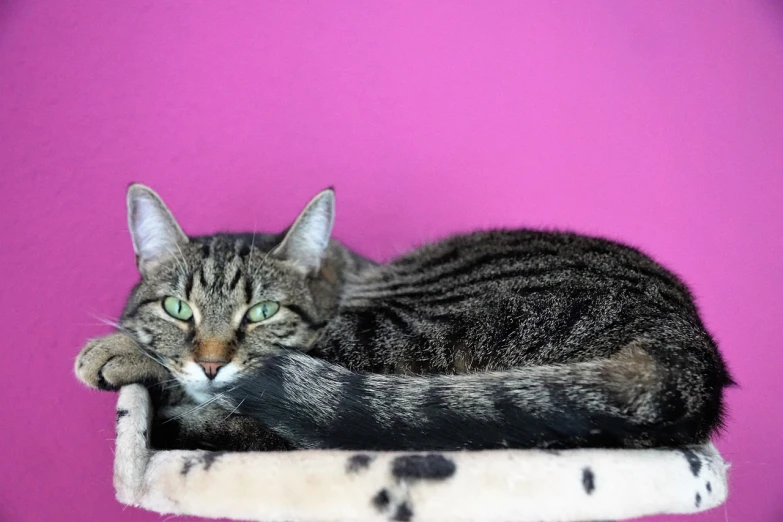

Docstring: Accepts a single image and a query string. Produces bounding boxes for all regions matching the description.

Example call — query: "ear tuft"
[271,189,335,273]
[127,184,188,275]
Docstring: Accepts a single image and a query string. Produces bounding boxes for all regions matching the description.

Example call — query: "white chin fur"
[182,361,241,404]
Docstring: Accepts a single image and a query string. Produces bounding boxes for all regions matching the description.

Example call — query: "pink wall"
[1,2,781,521]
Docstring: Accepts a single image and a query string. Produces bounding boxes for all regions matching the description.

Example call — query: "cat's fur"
[75,184,732,451]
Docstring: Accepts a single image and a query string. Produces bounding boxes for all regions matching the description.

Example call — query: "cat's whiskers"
[173,240,190,273]
[164,246,188,280]
[162,387,238,424]
[253,250,273,280]
[132,344,182,377]
[221,395,248,421]
[91,314,184,377]
[155,377,181,385]
[152,377,183,390]
[90,313,125,329]
[249,220,257,252]
[245,224,261,282]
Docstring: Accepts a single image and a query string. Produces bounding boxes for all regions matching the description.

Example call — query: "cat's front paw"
[75,332,170,390]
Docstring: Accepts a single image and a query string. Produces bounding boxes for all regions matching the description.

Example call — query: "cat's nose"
[193,337,235,380]
[197,361,226,380]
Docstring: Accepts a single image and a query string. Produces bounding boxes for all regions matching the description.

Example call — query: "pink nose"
[197,361,226,380]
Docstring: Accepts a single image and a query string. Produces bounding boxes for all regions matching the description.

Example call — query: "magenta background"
[1,1,782,521]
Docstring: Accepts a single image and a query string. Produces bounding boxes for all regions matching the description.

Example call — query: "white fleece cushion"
[113,384,729,522]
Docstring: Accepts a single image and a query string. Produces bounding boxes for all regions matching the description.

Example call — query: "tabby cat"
[75,184,732,451]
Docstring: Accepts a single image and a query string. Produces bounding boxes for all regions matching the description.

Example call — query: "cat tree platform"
[114,384,729,522]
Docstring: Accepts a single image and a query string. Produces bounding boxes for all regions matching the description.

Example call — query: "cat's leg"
[75,332,170,390]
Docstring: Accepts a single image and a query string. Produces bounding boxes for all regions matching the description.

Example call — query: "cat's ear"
[126,184,188,275]
[271,188,335,273]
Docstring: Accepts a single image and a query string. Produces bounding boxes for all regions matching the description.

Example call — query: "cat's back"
[394,229,663,270]
[319,229,703,373]
[365,229,694,307]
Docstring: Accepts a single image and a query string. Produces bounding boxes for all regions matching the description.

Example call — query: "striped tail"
[219,344,728,450]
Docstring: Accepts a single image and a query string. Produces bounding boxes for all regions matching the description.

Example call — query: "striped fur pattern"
[75,184,732,451]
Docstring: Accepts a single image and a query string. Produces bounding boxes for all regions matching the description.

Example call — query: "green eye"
[246,301,280,323]
[163,297,193,321]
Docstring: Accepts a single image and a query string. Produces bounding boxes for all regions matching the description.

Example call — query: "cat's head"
[119,184,346,402]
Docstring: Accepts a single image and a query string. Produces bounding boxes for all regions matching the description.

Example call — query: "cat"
[75,184,733,451]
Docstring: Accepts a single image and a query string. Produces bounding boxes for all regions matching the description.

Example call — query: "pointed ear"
[271,188,335,273]
[126,184,188,275]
